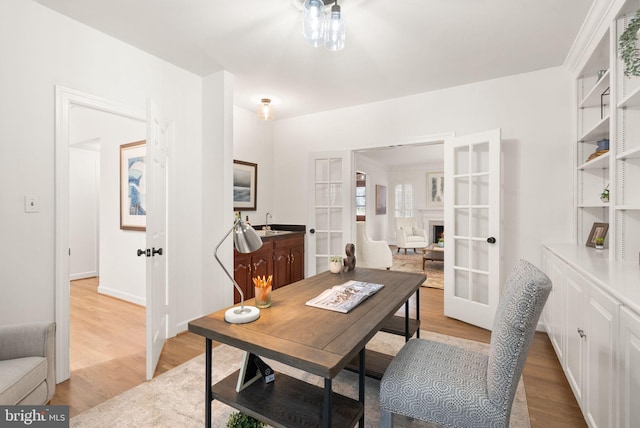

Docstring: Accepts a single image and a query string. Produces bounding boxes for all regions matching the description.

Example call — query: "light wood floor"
[52,277,586,427]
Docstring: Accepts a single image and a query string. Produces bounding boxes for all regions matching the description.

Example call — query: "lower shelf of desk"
[380,315,420,338]
[212,369,363,428]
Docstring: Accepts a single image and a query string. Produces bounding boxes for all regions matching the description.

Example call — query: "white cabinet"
[619,306,640,428]
[542,246,627,428]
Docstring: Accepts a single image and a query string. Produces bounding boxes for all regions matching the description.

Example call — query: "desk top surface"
[188,268,425,378]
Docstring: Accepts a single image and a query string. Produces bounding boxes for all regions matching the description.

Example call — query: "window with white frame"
[395,184,413,218]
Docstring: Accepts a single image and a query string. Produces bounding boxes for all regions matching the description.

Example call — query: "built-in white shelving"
[578,151,610,170]
[578,115,610,142]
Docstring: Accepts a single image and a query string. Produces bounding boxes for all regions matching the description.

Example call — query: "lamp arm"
[214,218,245,311]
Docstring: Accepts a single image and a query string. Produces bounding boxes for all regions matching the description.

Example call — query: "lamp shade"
[233,220,263,253]
[303,0,325,47]
[324,2,345,51]
[257,98,275,121]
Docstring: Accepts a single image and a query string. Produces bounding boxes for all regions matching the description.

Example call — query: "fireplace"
[433,225,444,243]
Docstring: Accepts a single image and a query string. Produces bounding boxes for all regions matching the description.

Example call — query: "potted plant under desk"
[226,412,265,428]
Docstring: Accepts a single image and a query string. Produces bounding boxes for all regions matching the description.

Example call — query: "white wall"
[273,67,574,279]
[0,0,206,335]
[354,153,389,241]
[69,146,100,280]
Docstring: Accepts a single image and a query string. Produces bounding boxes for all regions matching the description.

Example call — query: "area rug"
[391,247,444,289]
[70,331,529,428]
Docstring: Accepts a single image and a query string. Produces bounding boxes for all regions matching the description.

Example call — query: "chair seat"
[0,357,47,405]
[380,339,507,427]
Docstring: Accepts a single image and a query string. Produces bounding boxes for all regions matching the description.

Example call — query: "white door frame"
[54,86,146,382]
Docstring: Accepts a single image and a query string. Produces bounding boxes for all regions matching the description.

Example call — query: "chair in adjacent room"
[0,321,56,405]
[379,259,551,427]
[395,217,428,254]
[354,221,393,270]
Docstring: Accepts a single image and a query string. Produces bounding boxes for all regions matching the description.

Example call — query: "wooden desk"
[188,268,425,428]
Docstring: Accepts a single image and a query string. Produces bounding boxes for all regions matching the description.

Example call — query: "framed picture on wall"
[375,184,387,215]
[233,160,258,211]
[427,171,444,208]
[120,140,147,231]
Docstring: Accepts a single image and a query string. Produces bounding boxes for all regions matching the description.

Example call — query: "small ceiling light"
[257,98,275,121]
[324,0,345,51]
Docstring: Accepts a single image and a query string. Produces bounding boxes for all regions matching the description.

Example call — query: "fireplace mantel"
[418,209,444,243]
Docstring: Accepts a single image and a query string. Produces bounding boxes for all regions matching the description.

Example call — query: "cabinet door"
[543,249,566,361]
[233,253,252,304]
[564,267,586,404]
[273,249,291,289]
[585,284,619,428]
[290,245,305,283]
[252,250,273,284]
[620,306,640,428]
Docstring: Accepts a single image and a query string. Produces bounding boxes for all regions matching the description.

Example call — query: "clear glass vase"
[254,285,272,308]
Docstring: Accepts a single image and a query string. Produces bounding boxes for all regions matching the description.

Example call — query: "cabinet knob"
[577,328,586,339]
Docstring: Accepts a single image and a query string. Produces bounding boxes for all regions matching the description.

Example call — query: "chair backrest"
[487,259,551,417]
[395,217,416,230]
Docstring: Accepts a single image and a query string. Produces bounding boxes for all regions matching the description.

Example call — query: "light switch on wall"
[25,194,40,213]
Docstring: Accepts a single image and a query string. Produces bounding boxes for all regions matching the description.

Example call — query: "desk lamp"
[215,216,263,323]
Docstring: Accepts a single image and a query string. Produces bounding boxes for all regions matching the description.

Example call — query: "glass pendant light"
[324,1,345,52]
[257,98,274,121]
[303,0,326,47]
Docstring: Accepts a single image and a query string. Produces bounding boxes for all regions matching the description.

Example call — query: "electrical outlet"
[25,194,39,213]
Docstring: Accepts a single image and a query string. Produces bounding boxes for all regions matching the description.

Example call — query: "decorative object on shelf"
[597,138,610,151]
[226,411,265,428]
[233,160,258,211]
[256,98,274,121]
[619,9,640,77]
[301,0,345,51]
[438,238,444,248]
[375,184,387,214]
[597,69,608,81]
[120,140,147,231]
[595,237,605,250]
[600,87,609,119]
[329,255,343,273]
[586,222,609,248]
[344,243,356,271]
[586,148,609,162]
[253,275,273,308]
[600,184,610,203]
[216,216,264,324]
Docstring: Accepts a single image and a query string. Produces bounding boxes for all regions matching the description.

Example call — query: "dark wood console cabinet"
[233,232,304,304]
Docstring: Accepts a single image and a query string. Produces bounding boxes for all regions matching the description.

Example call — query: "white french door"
[444,129,501,330]
[145,100,169,379]
[307,151,353,276]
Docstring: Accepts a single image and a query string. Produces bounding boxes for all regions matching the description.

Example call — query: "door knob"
[137,249,150,257]
[487,237,496,244]
[152,247,163,256]
[310,228,315,234]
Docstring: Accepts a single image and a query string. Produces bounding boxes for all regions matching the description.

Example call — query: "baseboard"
[70,271,97,281]
[97,285,146,307]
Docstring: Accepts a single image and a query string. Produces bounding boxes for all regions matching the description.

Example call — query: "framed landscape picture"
[233,160,257,211]
[427,172,444,208]
[120,140,146,231]
[375,185,387,215]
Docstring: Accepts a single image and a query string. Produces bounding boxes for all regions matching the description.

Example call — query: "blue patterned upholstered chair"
[379,259,551,427]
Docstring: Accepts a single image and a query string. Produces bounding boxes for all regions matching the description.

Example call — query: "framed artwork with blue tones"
[120,140,146,231]
[427,171,444,208]
[233,160,257,211]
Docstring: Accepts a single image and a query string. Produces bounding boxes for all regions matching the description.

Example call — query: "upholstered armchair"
[0,321,56,405]
[380,260,551,427]
[395,217,428,254]
[354,221,393,270]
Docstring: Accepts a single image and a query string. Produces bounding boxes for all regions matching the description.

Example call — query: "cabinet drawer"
[273,235,304,250]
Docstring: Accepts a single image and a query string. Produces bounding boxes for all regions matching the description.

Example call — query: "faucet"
[264,212,272,230]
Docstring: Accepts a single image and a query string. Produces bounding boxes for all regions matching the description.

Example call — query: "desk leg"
[323,378,332,428]
[359,348,365,428]
[404,301,410,342]
[416,287,420,338]
[205,338,212,428]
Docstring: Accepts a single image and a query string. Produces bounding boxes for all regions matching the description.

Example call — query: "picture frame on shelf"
[233,160,257,211]
[120,140,146,231]
[427,172,444,208]
[586,222,609,248]
[375,185,387,215]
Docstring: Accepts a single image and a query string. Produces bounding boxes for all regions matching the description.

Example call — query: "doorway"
[55,87,147,382]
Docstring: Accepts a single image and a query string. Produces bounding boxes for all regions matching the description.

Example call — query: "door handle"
[309,228,315,234]
[137,249,150,257]
[487,237,496,244]
[152,247,163,256]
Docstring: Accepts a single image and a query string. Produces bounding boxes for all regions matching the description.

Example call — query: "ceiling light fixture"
[257,98,274,121]
[302,0,345,51]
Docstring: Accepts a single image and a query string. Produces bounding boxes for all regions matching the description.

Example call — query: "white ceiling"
[36,0,593,120]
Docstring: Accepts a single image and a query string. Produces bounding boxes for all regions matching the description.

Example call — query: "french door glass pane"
[471,142,490,173]
[471,240,489,271]
[329,208,342,229]
[454,208,470,236]
[471,175,489,205]
[471,272,489,304]
[316,159,329,181]
[315,183,329,205]
[454,239,469,268]
[454,269,470,299]
[455,146,470,175]
[455,177,470,205]
[471,208,489,238]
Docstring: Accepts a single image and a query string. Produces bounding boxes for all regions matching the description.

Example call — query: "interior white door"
[145,100,168,379]
[307,151,352,276]
[444,129,501,330]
